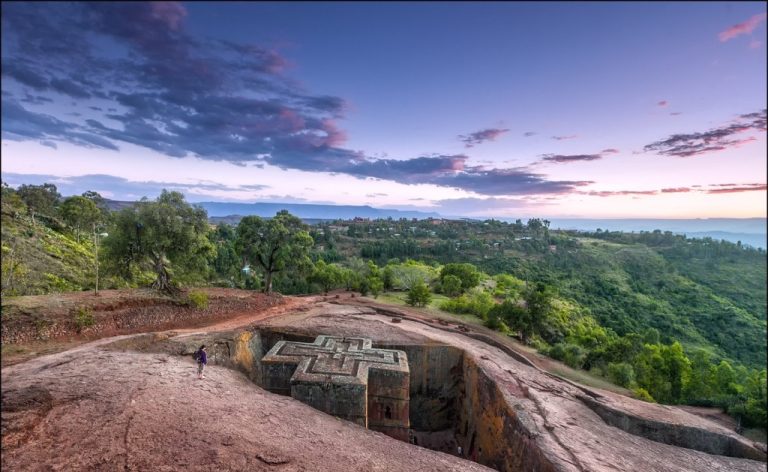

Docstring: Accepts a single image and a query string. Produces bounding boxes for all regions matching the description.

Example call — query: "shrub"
[358,277,370,296]
[187,290,209,310]
[632,387,656,403]
[607,362,635,388]
[546,342,586,369]
[368,277,383,298]
[441,274,462,297]
[440,290,495,319]
[484,315,512,335]
[406,280,432,307]
[73,307,95,332]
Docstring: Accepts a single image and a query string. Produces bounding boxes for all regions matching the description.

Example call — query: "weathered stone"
[261,335,410,440]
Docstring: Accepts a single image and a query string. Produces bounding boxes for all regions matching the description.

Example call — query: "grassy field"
[375,291,486,326]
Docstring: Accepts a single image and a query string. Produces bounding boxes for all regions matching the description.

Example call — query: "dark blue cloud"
[1,2,589,197]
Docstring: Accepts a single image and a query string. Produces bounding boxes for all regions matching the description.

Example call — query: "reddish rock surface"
[1,291,766,471]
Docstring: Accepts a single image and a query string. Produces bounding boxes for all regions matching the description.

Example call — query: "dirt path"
[1,290,310,367]
[178,295,321,334]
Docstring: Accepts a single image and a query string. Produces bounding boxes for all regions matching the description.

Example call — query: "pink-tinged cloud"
[751,39,764,49]
[601,148,620,154]
[551,135,578,141]
[644,109,765,157]
[657,100,668,107]
[719,13,768,42]
[541,153,602,163]
[661,187,691,193]
[584,190,658,197]
[706,184,767,194]
[459,128,510,147]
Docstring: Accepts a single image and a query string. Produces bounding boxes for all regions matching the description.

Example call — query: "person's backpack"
[193,349,201,362]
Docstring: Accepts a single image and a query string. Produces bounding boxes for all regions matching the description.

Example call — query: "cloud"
[0,2,587,198]
[540,153,603,163]
[643,109,766,157]
[750,39,764,49]
[1,98,119,150]
[660,187,691,193]
[523,131,537,137]
[0,172,270,201]
[551,135,578,141]
[539,148,620,164]
[706,184,766,194]
[574,183,767,198]
[670,112,683,116]
[657,100,668,107]
[429,167,592,196]
[366,193,388,198]
[458,128,510,147]
[584,190,658,197]
[719,13,768,42]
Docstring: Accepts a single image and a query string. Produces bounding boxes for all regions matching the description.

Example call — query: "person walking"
[195,345,208,379]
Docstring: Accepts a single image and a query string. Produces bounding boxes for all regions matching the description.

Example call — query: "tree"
[1,182,27,217]
[684,349,715,402]
[235,210,313,293]
[661,341,691,403]
[382,265,395,290]
[81,190,111,220]
[493,273,525,298]
[368,276,384,298]
[309,260,344,294]
[607,362,635,388]
[16,183,60,222]
[440,263,481,292]
[208,224,241,286]
[60,196,102,242]
[390,261,436,290]
[100,190,213,293]
[406,280,432,307]
[441,274,462,297]
[522,282,554,342]
[489,300,531,341]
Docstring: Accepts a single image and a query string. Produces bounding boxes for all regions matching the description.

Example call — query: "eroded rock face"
[2,297,766,472]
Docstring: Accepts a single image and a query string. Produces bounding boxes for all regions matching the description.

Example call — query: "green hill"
[328,220,767,370]
[1,208,95,296]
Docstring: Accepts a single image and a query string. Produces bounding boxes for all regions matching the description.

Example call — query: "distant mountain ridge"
[105,200,440,220]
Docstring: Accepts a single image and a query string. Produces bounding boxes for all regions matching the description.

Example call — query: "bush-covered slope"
[538,239,766,368]
[328,221,766,370]
[1,211,95,295]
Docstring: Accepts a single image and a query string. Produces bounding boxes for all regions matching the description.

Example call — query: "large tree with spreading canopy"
[101,190,213,293]
[235,210,313,293]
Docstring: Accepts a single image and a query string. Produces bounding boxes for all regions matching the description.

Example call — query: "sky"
[1,1,766,218]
